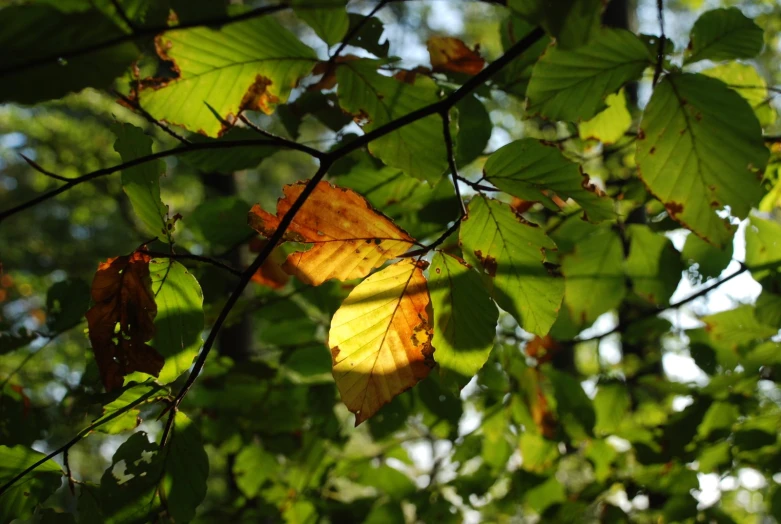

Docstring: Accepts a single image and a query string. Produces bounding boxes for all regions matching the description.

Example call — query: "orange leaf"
[427,36,485,75]
[85,251,163,391]
[329,259,434,425]
[248,181,417,286]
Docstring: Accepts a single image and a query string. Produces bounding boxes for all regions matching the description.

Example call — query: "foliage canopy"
[1,0,781,522]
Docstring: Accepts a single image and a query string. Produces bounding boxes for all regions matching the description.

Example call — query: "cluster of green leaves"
[1,0,781,523]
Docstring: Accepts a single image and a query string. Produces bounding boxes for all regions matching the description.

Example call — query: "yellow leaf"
[427,36,485,76]
[249,181,417,286]
[329,259,434,425]
[578,89,631,144]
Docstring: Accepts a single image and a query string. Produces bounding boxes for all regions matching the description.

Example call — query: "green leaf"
[746,215,781,280]
[756,291,781,329]
[625,225,682,305]
[519,432,559,472]
[95,383,166,434]
[684,7,764,65]
[697,401,739,439]
[162,412,209,522]
[526,28,653,121]
[681,232,733,281]
[483,139,614,222]
[594,383,630,435]
[578,89,632,145]
[561,227,625,325]
[344,14,389,58]
[636,73,768,248]
[702,305,776,349]
[45,278,90,333]
[495,15,551,99]
[460,196,564,336]
[112,123,172,241]
[190,196,252,250]
[0,5,138,104]
[139,17,318,136]
[455,95,492,167]
[429,253,498,388]
[148,258,204,385]
[294,0,349,46]
[282,344,333,385]
[702,63,777,128]
[0,446,63,523]
[233,443,278,499]
[365,501,405,524]
[170,0,226,25]
[508,0,603,50]
[358,464,416,500]
[546,367,595,440]
[181,127,278,174]
[336,59,449,183]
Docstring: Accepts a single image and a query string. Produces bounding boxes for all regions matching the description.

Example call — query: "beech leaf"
[248,181,417,286]
[85,251,163,391]
[329,259,435,425]
[427,36,485,75]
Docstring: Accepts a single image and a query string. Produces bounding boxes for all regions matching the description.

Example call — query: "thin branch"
[19,154,72,182]
[160,160,335,444]
[0,3,300,79]
[0,384,165,497]
[329,0,391,62]
[144,251,242,277]
[236,115,322,157]
[456,175,496,192]
[440,109,468,217]
[113,90,191,144]
[577,262,750,343]
[652,0,666,87]
[0,138,317,224]
[109,0,138,32]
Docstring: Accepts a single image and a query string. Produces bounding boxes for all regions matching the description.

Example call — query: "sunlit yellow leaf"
[329,259,434,425]
[249,181,417,286]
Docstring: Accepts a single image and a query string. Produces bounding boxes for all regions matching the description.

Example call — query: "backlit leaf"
[682,232,733,281]
[295,0,349,46]
[561,227,625,325]
[578,89,632,145]
[336,59,450,183]
[427,37,485,75]
[147,258,204,385]
[684,7,764,65]
[329,259,434,425]
[746,214,781,280]
[94,383,166,434]
[460,196,563,336]
[429,252,498,388]
[248,181,417,286]
[483,138,614,222]
[0,446,63,523]
[139,17,317,136]
[636,73,769,248]
[0,5,138,104]
[527,28,653,121]
[86,251,163,391]
[112,123,173,241]
[625,225,682,305]
[702,63,777,128]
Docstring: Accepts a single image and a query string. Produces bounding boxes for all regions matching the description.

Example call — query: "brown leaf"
[248,181,417,286]
[427,36,485,75]
[249,239,290,290]
[85,251,163,391]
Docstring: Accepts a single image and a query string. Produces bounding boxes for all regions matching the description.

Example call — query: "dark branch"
[19,154,72,182]
[652,0,666,87]
[0,138,320,224]
[0,384,165,497]
[440,109,468,217]
[329,0,391,62]
[113,90,191,144]
[145,251,243,277]
[109,0,138,33]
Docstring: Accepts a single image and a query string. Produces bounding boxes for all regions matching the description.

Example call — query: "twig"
[144,251,242,277]
[576,262,750,343]
[440,110,468,217]
[329,0,391,61]
[0,138,321,224]
[63,447,76,495]
[236,115,319,156]
[113,90,191,145]
[456,175,496,192]
[652,0,666,87]
[19,154,71,182]
[0,384,165,497]
[109,0,138,32]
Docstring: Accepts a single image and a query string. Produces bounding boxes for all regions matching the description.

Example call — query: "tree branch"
[0,138,319,224]
[0,383,165,497]
[144,251,243,277]
[440,109,468,217]
[652,0,666,87]
[329,0,391,63]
